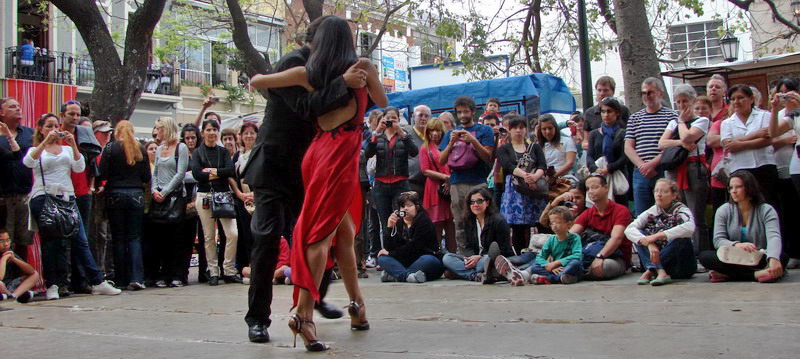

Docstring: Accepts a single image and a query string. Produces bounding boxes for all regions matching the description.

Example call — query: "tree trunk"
[303,0,324,22]
[226,0,271,98]
[49,0,166,126]
[612,0,667,112]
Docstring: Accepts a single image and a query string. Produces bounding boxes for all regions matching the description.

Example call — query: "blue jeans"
[632,169,662,217]
[508,251,538,270]
[635,237,696,279]
[372,180,411,250]
[529,260,583,283]
[442,253,488,280]
[107,188,145,285]
[377,254,445,282]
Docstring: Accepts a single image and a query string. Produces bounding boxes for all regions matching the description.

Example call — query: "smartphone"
[210,96,221,103]
[202,197,211,209]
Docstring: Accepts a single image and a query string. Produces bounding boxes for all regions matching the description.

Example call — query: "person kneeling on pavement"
[378,191,445,283]
[625,178,697,286]
[442,186,514,282]
[0,229,39,303]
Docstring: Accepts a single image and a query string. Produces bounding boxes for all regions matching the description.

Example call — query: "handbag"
[594,157,629,197]
[661,119,700,171]
[199,145,236,219]
[426,147,450,200]
[511,143,549,199]
[447,131,480,170]
[36,161,81,239]
[717,245,764,266]
[711,155,731,185]
[149,144,187,223]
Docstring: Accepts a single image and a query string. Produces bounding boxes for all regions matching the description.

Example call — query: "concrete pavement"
[2,269,800,358]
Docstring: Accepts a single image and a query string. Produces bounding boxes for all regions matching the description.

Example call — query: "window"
[180,41,212,86]
[668,21,724,68]
[248,23,281,63]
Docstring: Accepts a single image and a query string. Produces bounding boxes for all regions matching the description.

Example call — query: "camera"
[202,197,211,209]
[384,120,393,127]
[394,210,406,218]
[56,131,67,139]
[498,127,508,135]
[779,94,789,101]
[558,200,574,208]
[209,96,221,103]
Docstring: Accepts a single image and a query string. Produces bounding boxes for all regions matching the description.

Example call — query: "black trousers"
[699,250,789,281]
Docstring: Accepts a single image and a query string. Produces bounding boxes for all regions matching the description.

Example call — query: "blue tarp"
[381,73,576,116]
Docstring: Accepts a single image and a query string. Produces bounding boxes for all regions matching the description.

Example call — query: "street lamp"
[720,31,739,63]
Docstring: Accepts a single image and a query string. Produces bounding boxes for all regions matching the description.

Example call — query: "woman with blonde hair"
[419,118,455,252]
[98,120,152,290]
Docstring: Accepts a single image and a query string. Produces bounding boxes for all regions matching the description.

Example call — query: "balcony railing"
[5,47,178,96]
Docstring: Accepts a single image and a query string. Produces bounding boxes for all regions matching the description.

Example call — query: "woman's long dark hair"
[729,170,765,207]
[306,17,358,90]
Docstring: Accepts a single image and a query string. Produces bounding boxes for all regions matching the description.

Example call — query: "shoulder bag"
[447,130,480,170]
[426,147,450,200]
[36,160,81,239]
[661,119,700,171]
[149,144,187,223]
[200,145,236,219]
[511,143,549,199]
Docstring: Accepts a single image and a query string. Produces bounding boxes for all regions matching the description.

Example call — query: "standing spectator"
[405,105,431,199]
[586,97,629,205]
[221,128,239,161]
[657,84,710,256]
[178,124,202,284]
[625,77,675,216]
[59,101,103,293]
[0,97,33,262]
[439,111,455,131]
[145,140,158,168]
[24,114,120,299]
[191,119,240,285]
[365,106,419,253]
[479,97,502,123]
[439,96,495,254]
[581,76,631,150]
[230,122,258,276]
[720,84,778,207]
[149,117,189,287]
[483,114,507,206]
[362,110,383,268]
[700,171,787,282]
[98,121,151,290]
[706,75,731,211]
[18,39,35,78]
[570,174,632,280]
[767,77,800,268]
[151,126,161,146]
[418,118,455,252]
[497,115,546,254]
[89,120,113,279]
[625,179,697,285]
[377,192,445,283]
[537,114,577,179]
[218,127,239,270]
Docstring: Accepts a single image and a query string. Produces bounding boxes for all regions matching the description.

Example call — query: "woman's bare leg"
[333,211,364,305]
[295,234,334,320]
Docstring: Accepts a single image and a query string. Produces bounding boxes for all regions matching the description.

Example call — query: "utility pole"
[577,0,593,111]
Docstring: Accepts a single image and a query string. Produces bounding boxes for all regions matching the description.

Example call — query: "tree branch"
[225,0,271,79]
[726,0,754,11]
[363,1,410,57]
[597,0,618,35]
[763,0,800,34]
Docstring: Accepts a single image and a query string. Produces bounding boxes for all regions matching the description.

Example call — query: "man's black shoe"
[248,324,270,343]
[315,301,344,319]
[208,276,219,286]
[222,274,243,284]
[198,272,209,283]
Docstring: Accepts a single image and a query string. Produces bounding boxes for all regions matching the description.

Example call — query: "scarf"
[601,122,620,163]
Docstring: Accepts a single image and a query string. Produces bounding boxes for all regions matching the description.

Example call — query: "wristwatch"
[596,253,605,259]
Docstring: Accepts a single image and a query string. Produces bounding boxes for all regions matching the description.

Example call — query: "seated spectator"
[0,229,39,303]
[539,183,587,231]
[377,192,444,283]
[699,171,787,283]
[269,237,291,285]
[522,206,583,285]
[442,186,513,281]
[625,179,696,286]
[586,97,629,205]
[570,174,632,280]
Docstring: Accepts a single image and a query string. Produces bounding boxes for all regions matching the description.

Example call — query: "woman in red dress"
[250,16,388,351]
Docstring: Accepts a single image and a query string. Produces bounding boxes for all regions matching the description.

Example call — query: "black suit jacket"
[242,46,352,211]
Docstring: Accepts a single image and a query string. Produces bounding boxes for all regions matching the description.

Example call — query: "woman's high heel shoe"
[288,314,328,351]
[348,301,370,331]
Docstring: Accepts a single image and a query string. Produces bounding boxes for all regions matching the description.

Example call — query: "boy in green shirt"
[529,207,583,284]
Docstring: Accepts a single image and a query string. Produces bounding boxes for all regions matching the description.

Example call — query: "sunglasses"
[468,198,487,205]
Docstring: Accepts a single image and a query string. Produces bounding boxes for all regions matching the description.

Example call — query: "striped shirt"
[625,106,676,162]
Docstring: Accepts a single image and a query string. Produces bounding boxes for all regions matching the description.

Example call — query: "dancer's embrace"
[250,16,388,351]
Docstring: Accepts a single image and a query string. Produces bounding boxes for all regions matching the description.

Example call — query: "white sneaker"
[787,258,800,269]
[92,281,122,295]
[242,277,251,285]
[46,285,60,300]
[406,270,427,283]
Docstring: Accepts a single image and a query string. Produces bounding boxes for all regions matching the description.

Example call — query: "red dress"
[291,87,367,305]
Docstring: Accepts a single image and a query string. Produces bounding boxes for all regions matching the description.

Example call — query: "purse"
[511,143,549,199]
[199,146,236,219]
[447,131,480,170]
[426,147,450,200]
[149,144,187,223]
[711,155,731,185]
[717,245,764,266]
[36,161,81,239]
[661,119,700,171]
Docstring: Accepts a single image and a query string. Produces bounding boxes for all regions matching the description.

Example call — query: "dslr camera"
[394,210,406,218]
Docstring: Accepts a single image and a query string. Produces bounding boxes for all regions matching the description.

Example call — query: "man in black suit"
[241,15,368,343]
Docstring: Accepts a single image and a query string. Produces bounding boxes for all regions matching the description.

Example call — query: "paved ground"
[2,268,800,358]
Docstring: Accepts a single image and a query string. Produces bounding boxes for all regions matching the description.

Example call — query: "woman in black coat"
[586,97,629,205]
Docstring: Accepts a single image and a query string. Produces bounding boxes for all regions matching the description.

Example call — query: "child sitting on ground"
[241,237,291,285]
[0,229,40,303]
[529,207,583,284]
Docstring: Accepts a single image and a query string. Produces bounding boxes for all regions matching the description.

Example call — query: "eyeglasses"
[468,198,487,205]
[640,91,658,97]
[0,238,10,244]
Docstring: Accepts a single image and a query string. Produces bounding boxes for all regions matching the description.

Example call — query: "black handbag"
[36,161,81,239]
[426,148,450,200]
[199,145,237,219]
[511,143,549,199]
[149,144,187,223]
[661,119,700,171]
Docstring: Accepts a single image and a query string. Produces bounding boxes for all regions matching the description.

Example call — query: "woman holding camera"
[376,192,444,283]
[24,113,120,299]
[364,106,419,252]
[191,119,239,286]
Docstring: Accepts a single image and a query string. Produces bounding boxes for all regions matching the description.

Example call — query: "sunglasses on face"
[468,198,487,205]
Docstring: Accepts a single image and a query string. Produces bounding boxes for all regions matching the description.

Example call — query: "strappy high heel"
[288,314,328,351]
[347,300,370,331]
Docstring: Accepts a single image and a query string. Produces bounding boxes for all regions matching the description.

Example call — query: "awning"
[661,52,800,80]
